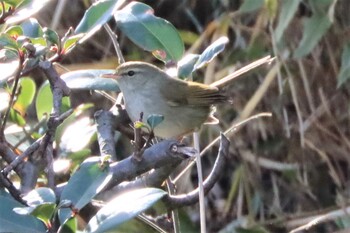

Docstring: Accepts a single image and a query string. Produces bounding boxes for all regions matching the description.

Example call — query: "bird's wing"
[160,78,227,107]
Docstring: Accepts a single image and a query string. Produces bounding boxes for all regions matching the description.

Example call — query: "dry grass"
[33,0,350,232]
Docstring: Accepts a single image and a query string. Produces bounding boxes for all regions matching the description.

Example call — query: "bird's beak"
[101,73,119,79]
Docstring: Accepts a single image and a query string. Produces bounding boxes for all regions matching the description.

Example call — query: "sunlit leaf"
[75,0,123,43]
[194,36,229,70]
[21,18,43,38]
[293,13,332,58]
[13,77,36,116]
[14,203,56,227]
[0,49,20,83]
[58,216,77,233]
[4,25,24,37]
[0,193,46,233]
[134,121,147,129]
[59,156,112,224]
[62,34,83,54]
[59,116,96,153]
[177,53,200,79]
[114,2,184,62]
[0,89,10,111]
[23,187,57,205]
[6,0,53,24]
[35,81,71,120]
[2,0,24,7]
[61,69,119,91]
[85,188,166,233]
[0,33,19,51]
[10,108,26,126]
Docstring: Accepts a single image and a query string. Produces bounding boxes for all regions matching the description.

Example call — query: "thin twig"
[173,113,272,183]
[193,131,206,233]
[104,24,125,64]
[164,133,229,210]
[0,57,23,140]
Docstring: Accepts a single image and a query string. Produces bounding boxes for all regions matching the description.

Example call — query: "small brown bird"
[107,61,230,139]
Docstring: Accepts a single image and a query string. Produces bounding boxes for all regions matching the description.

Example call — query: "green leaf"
[0,33,19,51]
[194,36,229,70]
[239,0,264,13]
[31,203,56,226]
[35,81,71,120]
[337,43,350,87]
[43,27,60,47]
[23,187,57,205]
[14,203,57,226]
[58,216,77,233]
[14,187,57,225]
[10,108,26,126]
[59,156,112,224]
[293,13,332,58]
[75,0,123,43]
[177,54,200,79]
[6,0,53,24]
[134,121,147,129]
[4,25,24,37]
[114,2,184,62]
[85,188,167,233]
[0,194,46,233]
[0,49,20,83]
[274,0,301,43]
[2,0,24,7]
[61,69,119,91]
[21,18,43,38]
[13,77,36,116]
[147,114,164,129]
[62,34,83,54]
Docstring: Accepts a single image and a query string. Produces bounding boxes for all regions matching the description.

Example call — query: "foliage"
[0,0,350,232]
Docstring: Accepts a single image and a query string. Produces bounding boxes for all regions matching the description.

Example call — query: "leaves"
[274,0,301,43]
[59,156,112,224]
[194,36,229,70]
[6,0,53,24]
[0,49,20,83]
[114,2,184,62]
[35,81,71,120]
[147,114,164,129]
[13,77,36,116]
[85,188,167,233]
[61,69,119,91]
[75,0,123,43]
[176,37,228,78]
[0,191,46,233]
[21,18,43,38]
[293,13,332,58]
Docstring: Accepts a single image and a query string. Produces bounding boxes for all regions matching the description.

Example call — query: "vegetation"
[0,0,349,232]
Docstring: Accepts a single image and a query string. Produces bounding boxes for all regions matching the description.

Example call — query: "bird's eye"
[127,70,135,76]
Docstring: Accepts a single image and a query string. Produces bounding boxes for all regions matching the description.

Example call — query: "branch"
[107,140,196,189]
[95,110,120,160]
[105,163,179,196]
[163,133,230,210]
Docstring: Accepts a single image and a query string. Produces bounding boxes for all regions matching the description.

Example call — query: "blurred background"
[30,0,350,232]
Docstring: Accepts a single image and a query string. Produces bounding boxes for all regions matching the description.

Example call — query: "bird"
[105,61,230,139]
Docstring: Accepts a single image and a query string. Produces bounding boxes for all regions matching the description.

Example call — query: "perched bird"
[106,61,230,139]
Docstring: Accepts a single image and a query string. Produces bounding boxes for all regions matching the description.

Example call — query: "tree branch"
[163,133,230,210]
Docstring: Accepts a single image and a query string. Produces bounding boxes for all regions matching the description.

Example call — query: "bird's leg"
[131,112,144,161]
